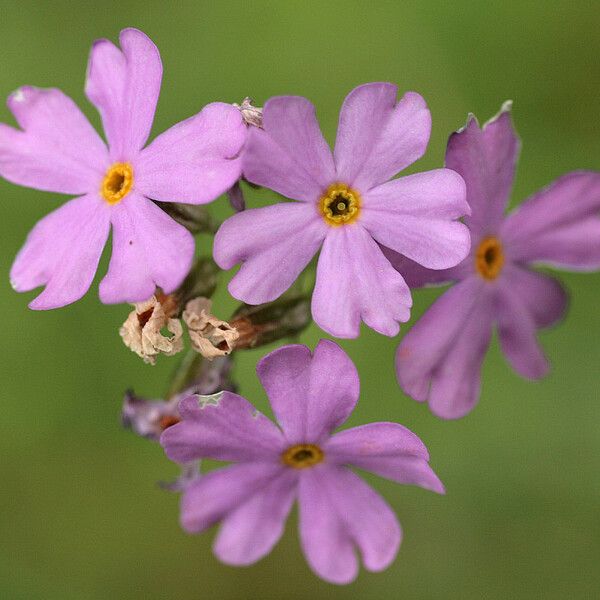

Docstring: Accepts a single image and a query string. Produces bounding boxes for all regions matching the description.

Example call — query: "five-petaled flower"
[1,28,246,309]
[161,340,444,584]
[391,102,600,419]
[213,83,471,338]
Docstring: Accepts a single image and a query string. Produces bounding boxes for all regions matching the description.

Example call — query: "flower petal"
[426,291,494,419]
[396,276,493,419]
[501,264,568,329]
[495,276,550,379]
[179,462,284,533]
[324,422,445,494]
[10,194,110,309]
[298,467,357,584]
[334,83,431,191]
[242,96,335,201]
[86,28,162,157]
[326,422,429,459]
[299,466,401,584]
[213,469,297,565]
[445,103,519,233]
[160,392,284,463]
[312,225,412,338]
[0,87,107,194]
[99,193,194,304]
[136,103,245,204]
[361,169,470,269]
[256,340,359,443]
[214,202,325,304]
[501,171,600,270]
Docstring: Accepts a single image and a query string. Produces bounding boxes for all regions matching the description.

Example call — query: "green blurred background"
[1,1,599,598]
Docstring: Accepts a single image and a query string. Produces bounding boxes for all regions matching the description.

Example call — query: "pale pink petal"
[312,225,412,338]
[396,276,493,419]
[427,291,494,419]
[136,103,245,204]
[99,193,194,304]
[501,172,600,270]
[299,466,401,584]
[85,38,126,154]
[326,422,429,459]
[160,392,284,464]
[361,169,471,269]
[214,202,326,304]
[298,467,358,584]
[324,422,445,494]
[86,28,162,158]
[242,96,335,202]
[0,87,107,194]
[180,463,284,533]
[495,277,549,380]
[445,103,519,233]
[501,264,568,329]
[334,83,431,191]
[257,340,359,443]
[213,469,297,566]
[10,194,110,309]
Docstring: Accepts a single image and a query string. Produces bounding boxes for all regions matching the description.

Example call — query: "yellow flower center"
[281,444,324,469]
[101,162,133,205]
[475,236,504,280]
[319,183,361,226]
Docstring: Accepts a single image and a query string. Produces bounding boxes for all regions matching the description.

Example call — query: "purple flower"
[161,340,443,584]
[390,102,600,419]
[2,28,246,309]
[213,83,471,338]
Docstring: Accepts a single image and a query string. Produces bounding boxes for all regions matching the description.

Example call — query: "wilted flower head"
[120,295,183,365]
[214,83,471,338]
[161,340,443,584]
[234,97,263,128]
[183,297,239,359]
[2,28,246,309]
[391,103,600,419]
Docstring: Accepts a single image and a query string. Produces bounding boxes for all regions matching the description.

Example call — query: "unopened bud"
[227,181,246,212]
[231,294,311,350]
[153,201,219,235]
[174,257,219,309]
[122,390,181,441]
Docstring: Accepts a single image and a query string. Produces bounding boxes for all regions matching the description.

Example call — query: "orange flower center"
[475,236,504,280]
[101,162,133,205]
[319,183,361,226]
[281,443,324,469]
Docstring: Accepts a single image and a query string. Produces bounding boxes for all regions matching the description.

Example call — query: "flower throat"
[475,236,504,280]
[319,183,361,226]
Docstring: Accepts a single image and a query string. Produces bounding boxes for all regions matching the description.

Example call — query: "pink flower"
[161,340,444,584]
[391,103,600,419]
[2,28,246,309]
[214,83,471,338]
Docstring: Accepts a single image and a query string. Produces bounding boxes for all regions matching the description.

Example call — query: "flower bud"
[230,294,311,350]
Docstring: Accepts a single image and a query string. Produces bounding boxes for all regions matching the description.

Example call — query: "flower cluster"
[4,27,600,585]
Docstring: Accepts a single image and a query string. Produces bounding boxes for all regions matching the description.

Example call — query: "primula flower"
[391,103,600,419]
[1,28,246,309]
[213,83,471,338]
[161,340,444,584]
